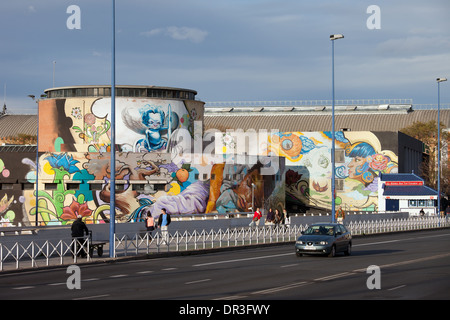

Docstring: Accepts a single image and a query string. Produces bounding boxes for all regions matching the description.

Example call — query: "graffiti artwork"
[0,93,400,226]
[267,131,398,211]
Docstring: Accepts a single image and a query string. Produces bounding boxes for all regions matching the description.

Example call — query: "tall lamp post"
[330,34,344,223]
[109,0,116,258]
[436,77,447,217]
[28,95,40,227]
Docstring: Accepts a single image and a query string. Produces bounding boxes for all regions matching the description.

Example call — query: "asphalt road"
[1,228,450,304]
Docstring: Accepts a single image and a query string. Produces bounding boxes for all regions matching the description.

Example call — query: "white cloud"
[140,28,164,37]
[140,26,208,43]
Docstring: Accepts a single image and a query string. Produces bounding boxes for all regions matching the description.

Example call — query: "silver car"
[295,223,352,257]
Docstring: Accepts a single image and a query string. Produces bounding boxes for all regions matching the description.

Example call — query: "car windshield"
[304,225,335,236]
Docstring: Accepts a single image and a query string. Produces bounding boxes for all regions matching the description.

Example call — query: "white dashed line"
[73,294,110,300]
[185,278,211,285]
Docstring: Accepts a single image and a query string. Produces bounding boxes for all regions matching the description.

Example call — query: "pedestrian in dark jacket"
[157,208,171,244]
[71,215,89,258]
[266,208,275,225]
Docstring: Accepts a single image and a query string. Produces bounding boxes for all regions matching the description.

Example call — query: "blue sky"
[1,0,449,114]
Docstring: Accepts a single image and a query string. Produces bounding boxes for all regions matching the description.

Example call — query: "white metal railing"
[0,237,91,271]
[347,216,450,235]
[113,224,304,257]
[1,217,449,271]
[205,99,414,108]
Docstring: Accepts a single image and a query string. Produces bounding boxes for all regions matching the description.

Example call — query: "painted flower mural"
[45,153,80,174]
[61,199,93,221]
[30,153,83,225]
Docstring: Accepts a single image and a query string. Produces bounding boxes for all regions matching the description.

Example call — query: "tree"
[400,120,449,196]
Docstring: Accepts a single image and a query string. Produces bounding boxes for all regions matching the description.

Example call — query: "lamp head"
[437,77,447,83]
[330,34,344,40]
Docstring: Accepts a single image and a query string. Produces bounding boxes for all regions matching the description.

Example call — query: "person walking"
[283,209,290,225]
[157,208,171,244]
[249,207,262,227]
[336,206,345,223]
[71,214,89,258]
[144,210,155,239]
[265,208,275,225]
[275,209,282,224]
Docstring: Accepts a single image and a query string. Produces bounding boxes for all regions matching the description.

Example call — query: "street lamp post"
[251,183,255,213]
[436,77,447,217]
[330,34,344,223]
[28,95,40,227]
[109,0,116,258]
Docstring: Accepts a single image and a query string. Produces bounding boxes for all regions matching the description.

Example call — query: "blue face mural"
[268,131,398,211]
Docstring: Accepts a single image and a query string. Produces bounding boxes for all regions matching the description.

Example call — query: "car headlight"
[319,241,328,245]
[296,241,304,245]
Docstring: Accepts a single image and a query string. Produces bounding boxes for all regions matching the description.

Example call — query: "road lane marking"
[252,281,309,295]
[214,295,248,300]
[388,285,406,291]
[354,233,450,248]
[352,252,450,273]
[314,272,353,281]
[73,294,110,300]
[162,267,177,271]
[109,274,128,278]
[137,271,154,274]
[13,286,34,290]
[353,240,401,247]
[193,252,292,267]
[185,278,211,285]
[281,264,299,268]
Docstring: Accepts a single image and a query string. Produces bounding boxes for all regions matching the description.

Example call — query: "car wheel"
[344,243,352,256]
[296,251,303,257]
[328,245,336,257]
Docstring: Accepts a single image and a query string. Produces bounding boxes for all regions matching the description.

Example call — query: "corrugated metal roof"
[204,109,450,132]
[0,115,37,137]
[383,185,437,196]
[380,173,423,182]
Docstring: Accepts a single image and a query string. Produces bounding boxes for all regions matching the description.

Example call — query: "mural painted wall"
[0,151,284,227]
[265,131,398,212]
[0,152,38,227]
[38,97,204,154]
[0,96,283,227]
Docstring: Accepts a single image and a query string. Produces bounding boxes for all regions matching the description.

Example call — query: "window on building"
[115,183,125,191]
[336,179,344,191]
[409,200,417,207]
[66,183,80,190]
[45,183,58,190]
[22,183,34,190]
[89,183,103,191]
[0,183,14,190]
[335,149,345,163]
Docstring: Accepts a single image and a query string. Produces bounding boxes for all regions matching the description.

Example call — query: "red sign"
[385,181,423,186]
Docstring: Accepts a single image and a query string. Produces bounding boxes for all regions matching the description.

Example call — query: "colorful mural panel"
[39,97,203,154]
[266,131,398,211]
[0,150,284,226]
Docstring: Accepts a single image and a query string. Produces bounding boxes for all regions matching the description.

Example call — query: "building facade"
[214,128,424,213]
[0,86,285,227]
[0,88,437,227]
